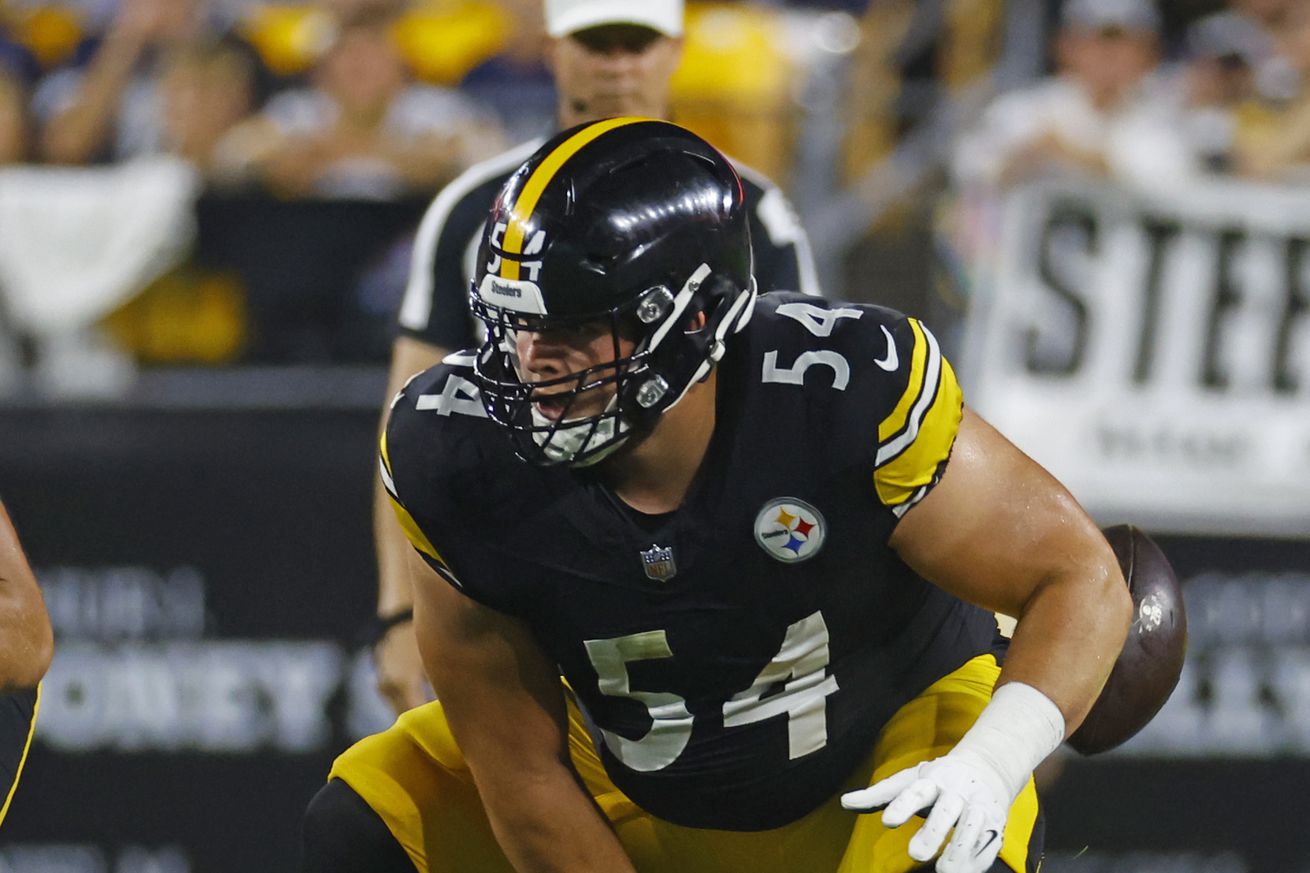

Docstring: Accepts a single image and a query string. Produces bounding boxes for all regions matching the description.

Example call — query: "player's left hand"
[840,754,1009,873]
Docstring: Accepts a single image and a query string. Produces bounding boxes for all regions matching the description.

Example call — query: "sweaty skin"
[0,502,54,693]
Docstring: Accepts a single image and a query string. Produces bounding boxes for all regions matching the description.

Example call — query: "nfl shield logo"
[640,544,677,582]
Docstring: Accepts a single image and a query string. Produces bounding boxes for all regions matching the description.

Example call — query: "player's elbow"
[0,590,54,692]
[1023,525,1133,647]
[13,624,54,691]
[1084,533,1134,646]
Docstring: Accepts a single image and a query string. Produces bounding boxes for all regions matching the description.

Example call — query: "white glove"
[841,682,1066,873]
[841,752,1008,873]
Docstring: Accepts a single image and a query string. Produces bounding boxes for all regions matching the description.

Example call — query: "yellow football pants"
[328,654,1041,873]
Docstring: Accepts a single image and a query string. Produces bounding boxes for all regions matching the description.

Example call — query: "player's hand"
[840,754,1009,873]
[374,623,434,716]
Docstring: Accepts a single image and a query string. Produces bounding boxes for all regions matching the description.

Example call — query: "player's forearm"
[375,357,423,616]
[373,476,415,615]
[1000,556,1132,734]
[413,553,634,873]
[477,765,638,873]
[0,587,52,692]
[0,515,53,691]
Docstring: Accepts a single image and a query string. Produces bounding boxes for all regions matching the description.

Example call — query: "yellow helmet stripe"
[500,116,650,280]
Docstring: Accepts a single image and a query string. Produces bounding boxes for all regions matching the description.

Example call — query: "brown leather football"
[1066,524,1188,755]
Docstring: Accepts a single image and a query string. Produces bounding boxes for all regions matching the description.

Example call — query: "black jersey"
[394,140,820,352]
[381,294,999,831]
[0,685,38,827]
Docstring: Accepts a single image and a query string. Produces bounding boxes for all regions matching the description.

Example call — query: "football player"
[370,0,819,717]
[0,499,52,828]
[302,119,1132,873]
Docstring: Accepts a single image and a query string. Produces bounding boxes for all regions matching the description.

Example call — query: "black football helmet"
[469,117,757,466]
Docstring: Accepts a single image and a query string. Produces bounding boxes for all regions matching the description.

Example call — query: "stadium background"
[0,0,1308,870]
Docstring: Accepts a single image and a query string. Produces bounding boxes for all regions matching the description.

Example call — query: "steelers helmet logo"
[754,498,826,563]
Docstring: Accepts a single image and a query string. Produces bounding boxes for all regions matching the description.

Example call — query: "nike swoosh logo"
[874,325,898,371]
[974,829,1001,858]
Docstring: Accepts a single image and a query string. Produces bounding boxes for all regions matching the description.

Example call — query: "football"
[1066,524,1188,755]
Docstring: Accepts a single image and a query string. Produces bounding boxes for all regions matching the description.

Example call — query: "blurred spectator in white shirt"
[1179,10,1266,172]
[952,0,1201,192]
[1212,0,1305,108]
[214,9,505,201]
[1227,0,1310,180]
[34,0,262,165]
[155,38,257,173]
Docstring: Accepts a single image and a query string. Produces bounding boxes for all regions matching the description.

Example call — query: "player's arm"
[372,335,448,714]
[409,552,639,873]
[0,501,53,693]
[844,408,1131,872]
[893,408,1130,731]
[372,175,482,714]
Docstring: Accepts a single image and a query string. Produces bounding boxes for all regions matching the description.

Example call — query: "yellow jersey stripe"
[378,432,401,501]
[876,319,943,465]
[0,683,40,827]
[379,430,448,568]
[500,117,648,280]
[378,457,398,502]
[386,493,447,566]
[875,355,962,507]
[379,430,394,478]
[874,323,963,508]
[877,319,929,449]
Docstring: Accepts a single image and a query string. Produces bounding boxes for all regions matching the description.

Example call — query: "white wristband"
[947,682,1066,803]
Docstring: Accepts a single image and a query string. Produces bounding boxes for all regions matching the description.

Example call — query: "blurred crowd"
[952,0,1310,189]
[0,0,510,195]
[2,0,1310,376]
[9,0,1310,187]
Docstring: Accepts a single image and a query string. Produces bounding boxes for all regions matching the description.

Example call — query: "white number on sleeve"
[763,350,852,390]
[583,630,694,772]
[776,303,863,336]
[722,611,839,759]
[763,304,860,390]
[416,374,489,418]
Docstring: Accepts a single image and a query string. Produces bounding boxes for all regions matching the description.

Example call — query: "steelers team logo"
[754,498,826,563]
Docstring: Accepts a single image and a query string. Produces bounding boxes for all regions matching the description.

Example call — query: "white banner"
[962,180,1310,536]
